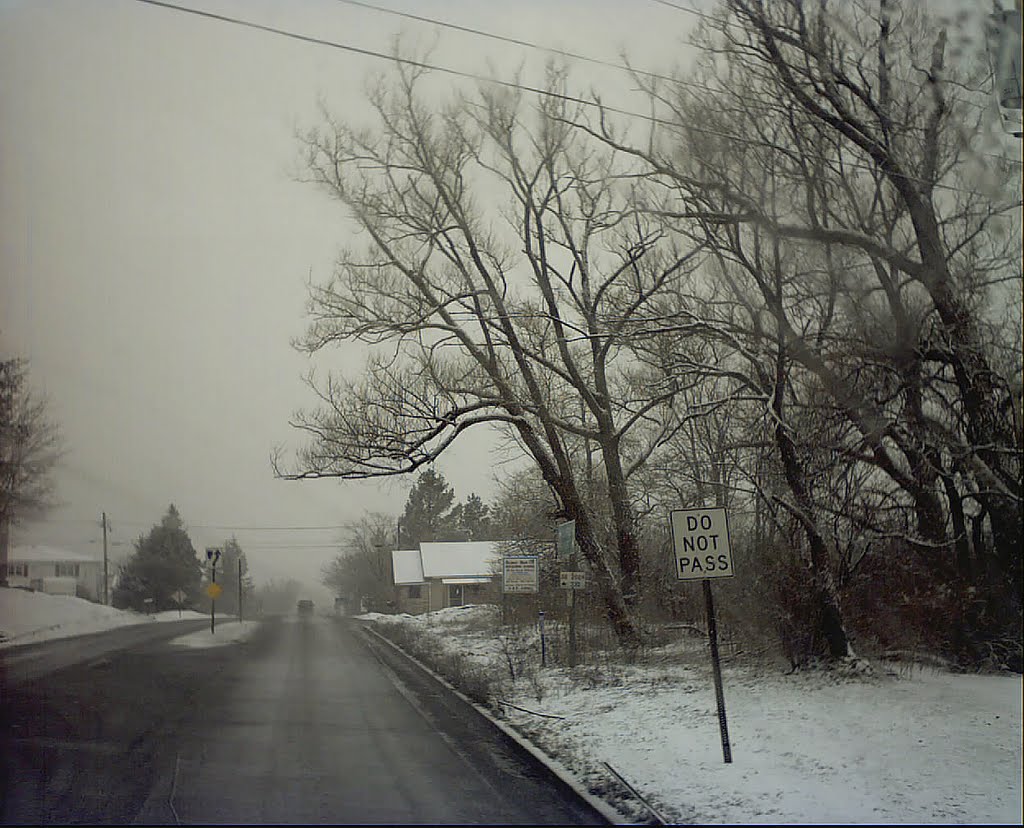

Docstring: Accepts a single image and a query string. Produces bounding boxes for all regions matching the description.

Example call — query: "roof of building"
[391,549,425,585]
[420,541,501,579]
[9,545,101,564]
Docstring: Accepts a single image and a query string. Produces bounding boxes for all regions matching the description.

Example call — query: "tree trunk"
[772,346,852,660]
[601,437,642,611]
[516,420,645,648]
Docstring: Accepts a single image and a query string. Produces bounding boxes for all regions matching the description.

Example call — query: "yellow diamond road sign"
[205,582,223,599]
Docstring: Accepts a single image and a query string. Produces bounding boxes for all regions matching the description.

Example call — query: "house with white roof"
[391,541,502,614]
[6,545,105,601]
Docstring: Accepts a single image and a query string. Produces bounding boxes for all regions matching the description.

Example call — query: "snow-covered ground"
[169,619,262,648]
[3,588,1019,823]
[360,605,1024,825]
[0,587,245,649]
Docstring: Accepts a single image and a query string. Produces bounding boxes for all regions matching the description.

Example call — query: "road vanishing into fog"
[1,614,606,825]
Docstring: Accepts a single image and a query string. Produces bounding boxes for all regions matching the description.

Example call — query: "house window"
[7,563,28,577]
[55,563,80,578]
[407,585,421,599]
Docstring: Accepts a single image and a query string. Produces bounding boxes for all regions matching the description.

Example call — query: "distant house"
[391,541,502,614]
[6,545,104,601]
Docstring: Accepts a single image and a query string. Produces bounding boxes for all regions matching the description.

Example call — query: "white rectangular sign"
[670,507,734,580]
[503,556,539,593]
[559,571,586,590]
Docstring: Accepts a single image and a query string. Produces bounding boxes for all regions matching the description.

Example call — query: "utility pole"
[238,555,243,623]
[102,512,109,605]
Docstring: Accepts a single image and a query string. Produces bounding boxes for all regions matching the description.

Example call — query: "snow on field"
[0,587,210,649]
[361,605,1024,825]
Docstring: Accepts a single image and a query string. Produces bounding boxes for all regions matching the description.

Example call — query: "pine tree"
[112,504,201,612]
[455,493,492,541]
[400,469,457,545]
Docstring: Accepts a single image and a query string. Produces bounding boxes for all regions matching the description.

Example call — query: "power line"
[332,0,683,86]
[328,0,839,128]
[132,0,1021,194]
[39,516,355,532]
[645,0,719,24]
[333,0,1008,129]
[132,0,629,114]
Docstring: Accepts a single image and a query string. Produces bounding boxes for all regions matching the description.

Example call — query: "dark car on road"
[297,599,314,616]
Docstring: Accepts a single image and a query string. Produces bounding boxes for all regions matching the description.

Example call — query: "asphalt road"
[1,614,607,825]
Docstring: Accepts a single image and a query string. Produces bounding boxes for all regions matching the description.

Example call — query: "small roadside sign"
[171,590,187,604]
[556,521,576,560]
[559,571,586,590]
[668,506,735,764]
[670,507,734,580]
[502,556,539,593]
[205,582,223,599]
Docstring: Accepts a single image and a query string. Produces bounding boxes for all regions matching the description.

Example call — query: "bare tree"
[276,60,708,647]
[320,512,398,612]
[0,357,64,584]
[582,0,1021,662]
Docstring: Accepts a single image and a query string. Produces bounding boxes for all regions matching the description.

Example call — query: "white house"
[391,541,502,614]
[6,545,105,601]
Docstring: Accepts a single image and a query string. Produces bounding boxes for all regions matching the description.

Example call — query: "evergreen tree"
[112,504,201,612]
[400,469,457,545]
[455,493,492,541]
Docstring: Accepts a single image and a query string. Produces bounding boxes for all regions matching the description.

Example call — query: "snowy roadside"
[168,618,262,648]
[358,605,1024,825]
[0,587,225,649]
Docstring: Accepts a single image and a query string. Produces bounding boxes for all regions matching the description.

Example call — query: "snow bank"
[0,587,208,649]
[168,620,262,649]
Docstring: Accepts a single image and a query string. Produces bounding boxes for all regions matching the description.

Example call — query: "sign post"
[559,570,586,667]
[670,507,734,764]
[503,555,540,662]
[557,521,583,667]
[205,547,222,634]
[539,610,547,667]
[171,589,187,619]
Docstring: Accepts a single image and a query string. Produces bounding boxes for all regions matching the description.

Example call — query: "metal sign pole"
[703,578,732,763]
[206,548,221,634]
[568,587,577,667]
[539,610,547,667]
[211,562,216,634]
[569,539,577,668]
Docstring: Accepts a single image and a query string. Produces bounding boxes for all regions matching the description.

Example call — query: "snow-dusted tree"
[320,512,396,612]
[113,505,202,612]
[587,0,1021,663]
[0,356,64,585]
[277,61,705,647]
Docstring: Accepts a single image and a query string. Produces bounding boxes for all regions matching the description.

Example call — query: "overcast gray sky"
[0,0,703,596]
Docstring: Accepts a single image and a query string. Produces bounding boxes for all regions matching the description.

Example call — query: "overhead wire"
[340,0,1013,140]
[645,0,720,24]
[332,0,684,86]
[131,0,1022,195]
[41,516,354,532]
